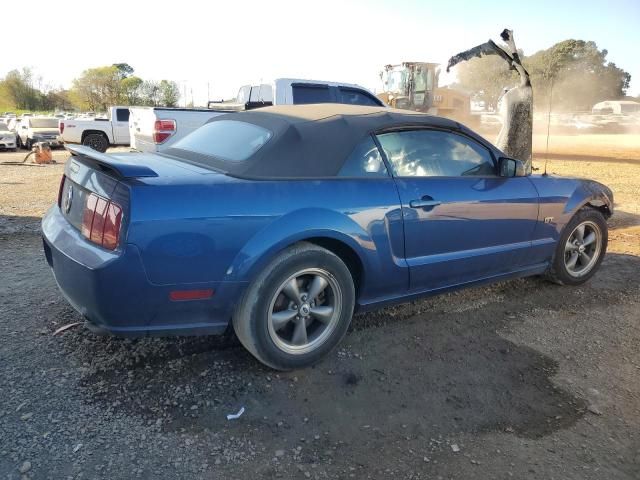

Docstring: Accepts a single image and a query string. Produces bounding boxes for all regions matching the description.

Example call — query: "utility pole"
[183,81,187,108]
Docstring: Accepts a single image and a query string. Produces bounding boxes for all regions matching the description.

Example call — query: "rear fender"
[225,208,372,284]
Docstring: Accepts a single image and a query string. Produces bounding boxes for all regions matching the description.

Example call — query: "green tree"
[159,80,180,107]
[71,66,122,111]
[113,63,134,79]
[456,56,518,110]
[455,39,631,112]
[120,76,144,105]
[2,68,40,110]
[44,89,73,111]
[0,81,12,109]
[140,80,161,106]
[524,40,631,110]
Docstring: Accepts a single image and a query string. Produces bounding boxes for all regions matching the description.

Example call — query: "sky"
[2,0,639,105]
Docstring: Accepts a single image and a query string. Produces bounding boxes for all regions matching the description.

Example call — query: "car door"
[376,128,540,292]
[111,108,130,144]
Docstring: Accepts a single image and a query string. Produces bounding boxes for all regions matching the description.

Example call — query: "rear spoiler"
[67,145,158,178]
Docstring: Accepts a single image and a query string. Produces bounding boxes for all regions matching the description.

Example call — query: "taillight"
[153,119,176,144]
[57,175,66,207]
[59,122,65,134]
[102,203,123,249]
[90,197,108,244]
[81,193,123,250]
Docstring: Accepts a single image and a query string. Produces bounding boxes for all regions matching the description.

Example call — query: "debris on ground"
[588,405,603,415]
[18,461,31,474]
[226,406,245,420]
[53,322,83,336]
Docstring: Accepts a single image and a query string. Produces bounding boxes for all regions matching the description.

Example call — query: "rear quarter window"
[170,120,272,162]
[338,136,388,178]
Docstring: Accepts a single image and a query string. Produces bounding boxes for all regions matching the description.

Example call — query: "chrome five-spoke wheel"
[564,220,602,278]
[268,268,342,355]
[233,242,355,370]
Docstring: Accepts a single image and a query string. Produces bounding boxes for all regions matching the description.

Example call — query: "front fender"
[563,179,614,217]
[528,175,613,265]
[224,208,373,284]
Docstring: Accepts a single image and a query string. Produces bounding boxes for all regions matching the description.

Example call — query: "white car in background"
[0,121,17,150]
[6,117,22,133]
[16,117,63,149]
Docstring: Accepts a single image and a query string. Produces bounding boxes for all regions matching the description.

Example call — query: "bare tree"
[448,29,532,171]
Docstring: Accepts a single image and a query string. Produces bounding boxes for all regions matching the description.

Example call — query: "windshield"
[30,118,59,129]
[170,120,272,163]
[0,122,8,130]
[413,66,433,92]
[383,68,407,94]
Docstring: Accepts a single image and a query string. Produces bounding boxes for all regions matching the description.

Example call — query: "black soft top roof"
[166,104,463,179]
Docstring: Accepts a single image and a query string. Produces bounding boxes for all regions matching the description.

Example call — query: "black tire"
[233,242,355,370]
[546,207,608,285]
[15,136,21,149]
[25,138,32,150]
[82,133,109,152]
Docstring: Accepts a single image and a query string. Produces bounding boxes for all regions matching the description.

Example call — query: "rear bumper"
[42,205,245,336]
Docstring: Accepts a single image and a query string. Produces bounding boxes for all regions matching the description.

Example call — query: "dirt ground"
[0,136,639,479]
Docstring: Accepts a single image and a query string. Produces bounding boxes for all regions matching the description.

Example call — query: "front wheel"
[546,208,608,285]
[233,242,355,370]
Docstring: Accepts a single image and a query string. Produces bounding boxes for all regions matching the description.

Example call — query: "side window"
[116,109,130,122]
[338,87,382,106]
[292,85,332,104]
[376,130,495,177]
[338,136,389,178]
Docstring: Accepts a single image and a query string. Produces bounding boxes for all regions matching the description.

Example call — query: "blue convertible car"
[42,104,613,369]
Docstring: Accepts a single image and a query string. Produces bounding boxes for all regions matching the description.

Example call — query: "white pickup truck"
[129,78,384,153]
[59,106,130,152]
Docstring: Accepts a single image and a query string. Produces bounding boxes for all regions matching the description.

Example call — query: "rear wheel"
[82,133,109,152]
[546,208,608,285]
[234,242,355,370]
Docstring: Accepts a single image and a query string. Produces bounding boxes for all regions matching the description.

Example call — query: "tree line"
[1,40,636,114]
[0,63,180,112]
[452,39,632,112]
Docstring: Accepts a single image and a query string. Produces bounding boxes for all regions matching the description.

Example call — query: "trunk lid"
[60,146,219,248]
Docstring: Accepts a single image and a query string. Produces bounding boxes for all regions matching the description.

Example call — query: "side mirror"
[498,157,526,177]
[21,125,27,129]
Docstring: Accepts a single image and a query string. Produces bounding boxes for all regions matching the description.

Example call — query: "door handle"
[409,199,441,208]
